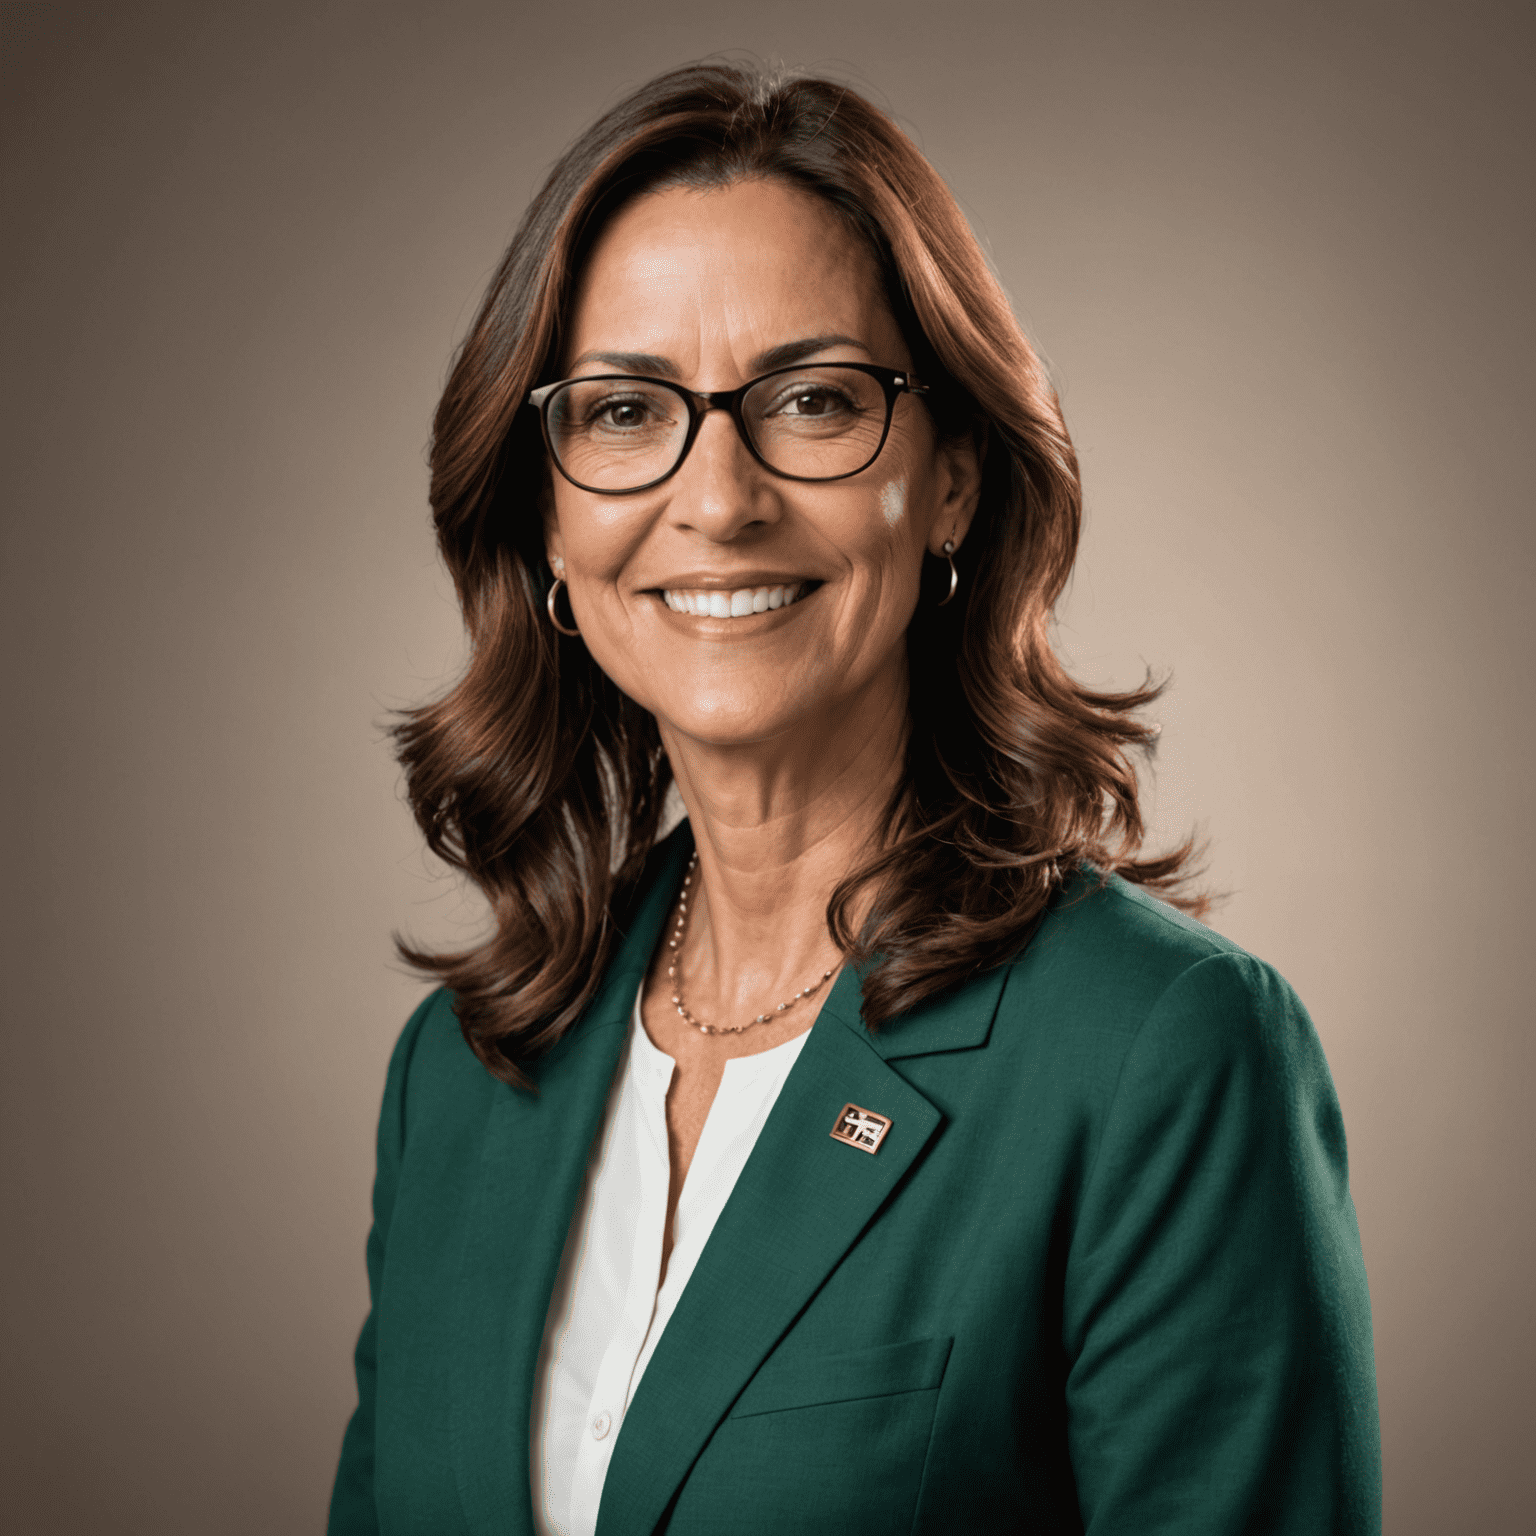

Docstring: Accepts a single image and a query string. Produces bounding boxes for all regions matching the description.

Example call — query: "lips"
[659,582,813,618]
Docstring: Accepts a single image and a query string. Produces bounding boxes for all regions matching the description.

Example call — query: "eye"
[772,385,855,419]
[587,394,664,430]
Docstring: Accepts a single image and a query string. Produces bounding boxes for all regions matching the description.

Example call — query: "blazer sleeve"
[1062,953,1380,1534]
[327,992,439,1536]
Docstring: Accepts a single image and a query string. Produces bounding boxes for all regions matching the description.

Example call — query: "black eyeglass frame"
[526,362,929,495]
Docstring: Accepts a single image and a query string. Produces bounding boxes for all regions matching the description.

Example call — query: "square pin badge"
[829,1102,893,1154]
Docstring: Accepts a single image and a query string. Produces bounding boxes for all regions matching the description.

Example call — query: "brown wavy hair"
[395,61,1205,1087]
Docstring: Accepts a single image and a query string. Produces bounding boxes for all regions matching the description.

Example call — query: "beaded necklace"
[665,851,838,1036]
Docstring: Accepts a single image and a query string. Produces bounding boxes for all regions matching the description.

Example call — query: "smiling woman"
[329,63,1380,1536]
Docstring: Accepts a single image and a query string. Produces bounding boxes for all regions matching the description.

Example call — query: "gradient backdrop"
[3,2,1532,1531]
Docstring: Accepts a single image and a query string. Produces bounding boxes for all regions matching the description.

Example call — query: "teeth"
[661,583,808,617]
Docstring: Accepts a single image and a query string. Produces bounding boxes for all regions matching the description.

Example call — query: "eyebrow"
[752,334,871,372]
[566,334,871,380]
[567,349,680,377]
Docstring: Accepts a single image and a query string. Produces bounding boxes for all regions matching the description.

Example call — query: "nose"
[666,405,779,543]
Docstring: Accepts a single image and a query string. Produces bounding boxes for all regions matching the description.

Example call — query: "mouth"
[656,581,819,618]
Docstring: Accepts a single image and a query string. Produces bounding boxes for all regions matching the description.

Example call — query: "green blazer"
[329,827,1379,1534]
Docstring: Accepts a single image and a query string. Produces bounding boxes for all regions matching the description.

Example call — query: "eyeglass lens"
[544,366,893,491]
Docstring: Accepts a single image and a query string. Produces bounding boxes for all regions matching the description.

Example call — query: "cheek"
[879,477,907,528]
[551,492,642,579]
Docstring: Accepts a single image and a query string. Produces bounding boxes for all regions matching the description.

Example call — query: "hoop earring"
[935,540,959,607]
[546,577,581,636]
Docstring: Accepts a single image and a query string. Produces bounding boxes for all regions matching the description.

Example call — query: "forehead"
[562,178,901,374]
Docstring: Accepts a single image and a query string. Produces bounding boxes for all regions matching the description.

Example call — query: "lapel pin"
[829,1102,892,1154]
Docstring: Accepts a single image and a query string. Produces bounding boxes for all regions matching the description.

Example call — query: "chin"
[647,689,810,750]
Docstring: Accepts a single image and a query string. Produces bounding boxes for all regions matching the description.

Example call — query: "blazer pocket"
[728,1335,953,1419]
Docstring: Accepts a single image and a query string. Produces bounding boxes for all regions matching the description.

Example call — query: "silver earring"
[546,576,580,636]
[936,539,959,607]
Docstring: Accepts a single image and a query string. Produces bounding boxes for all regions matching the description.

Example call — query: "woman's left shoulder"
[994,869,1324,1088]
[1019,877,1379,1534]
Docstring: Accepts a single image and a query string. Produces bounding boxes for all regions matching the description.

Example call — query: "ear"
[542,483,565,573]
[927,423,986,556]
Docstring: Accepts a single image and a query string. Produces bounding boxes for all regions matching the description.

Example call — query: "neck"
[656,663,908,1030]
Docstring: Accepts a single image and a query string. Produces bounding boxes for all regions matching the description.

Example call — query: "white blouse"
[529,982,811,1536]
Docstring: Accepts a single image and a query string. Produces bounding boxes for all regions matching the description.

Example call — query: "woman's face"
[545,177,979,751]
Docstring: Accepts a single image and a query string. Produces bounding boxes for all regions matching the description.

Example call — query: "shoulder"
[992,869,1322,1101]
[376,827,692,1131]
[1014,866,1279,1018]
[987,875,1352,1271]
[378,987,500,1150]
[1021,866,1244,996]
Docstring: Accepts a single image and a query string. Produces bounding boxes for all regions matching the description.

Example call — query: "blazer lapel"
[449,831,691,1536]
[593,967,947,1536]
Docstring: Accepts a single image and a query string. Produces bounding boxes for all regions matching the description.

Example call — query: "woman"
[329,63,1379,1535]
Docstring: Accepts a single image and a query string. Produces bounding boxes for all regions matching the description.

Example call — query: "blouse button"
[592,1410,613,1440]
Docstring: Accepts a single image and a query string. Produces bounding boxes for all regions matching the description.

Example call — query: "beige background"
[2,1,1531,1530]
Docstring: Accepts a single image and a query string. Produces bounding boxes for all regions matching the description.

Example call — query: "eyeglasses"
[527,363,928,494]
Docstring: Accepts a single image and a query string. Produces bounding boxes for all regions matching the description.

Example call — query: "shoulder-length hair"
[396,61,1203,1087]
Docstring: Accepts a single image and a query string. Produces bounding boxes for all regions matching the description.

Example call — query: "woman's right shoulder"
[380,987,500,1142]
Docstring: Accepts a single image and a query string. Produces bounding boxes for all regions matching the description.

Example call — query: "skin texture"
[545,179,981,1274]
